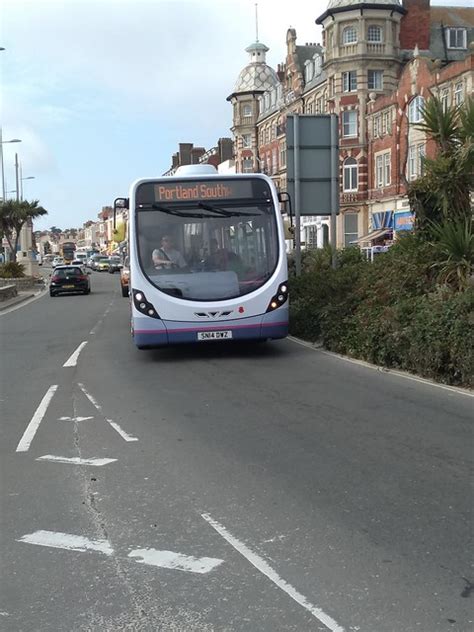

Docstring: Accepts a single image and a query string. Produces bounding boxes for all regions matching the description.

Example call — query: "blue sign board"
[394,210,415,232]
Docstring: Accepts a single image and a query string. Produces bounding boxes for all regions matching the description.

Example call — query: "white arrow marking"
[77,383,138,442]
[58,416,94,422]
[36,455,117,467]
[128,548,223,574]
[201,513,345,632]
[16,385,58,453]
[17,530,113,556]
[63,341,88,367]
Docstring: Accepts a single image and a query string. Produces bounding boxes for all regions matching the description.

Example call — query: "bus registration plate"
[197,331,232,341]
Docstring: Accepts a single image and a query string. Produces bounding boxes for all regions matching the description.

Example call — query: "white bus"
[115,165,288,349]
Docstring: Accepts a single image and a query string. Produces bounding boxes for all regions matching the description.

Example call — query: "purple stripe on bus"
[135,321,288,335]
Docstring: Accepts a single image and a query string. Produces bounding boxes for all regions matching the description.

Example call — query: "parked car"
[52,257,64,267]
[49,265,91,296]
[96,257,111,272]
[120,256,130,297]
[108,256,122,273]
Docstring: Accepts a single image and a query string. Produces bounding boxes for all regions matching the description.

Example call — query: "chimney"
[400,0,431,51]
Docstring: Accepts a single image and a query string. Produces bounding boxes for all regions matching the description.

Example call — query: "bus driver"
[152,235,187,270]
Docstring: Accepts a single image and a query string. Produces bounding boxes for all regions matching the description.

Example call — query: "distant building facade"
[229,0,473,248]
[163,138,234,176]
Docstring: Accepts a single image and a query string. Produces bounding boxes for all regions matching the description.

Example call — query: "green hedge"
[289,235,474,387]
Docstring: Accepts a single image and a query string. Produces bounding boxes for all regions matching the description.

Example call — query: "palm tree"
[0,199,48,257]
[408,96,473,232]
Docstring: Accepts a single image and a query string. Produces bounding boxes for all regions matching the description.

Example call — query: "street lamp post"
[0,128,22,201]
[20,175,35,200]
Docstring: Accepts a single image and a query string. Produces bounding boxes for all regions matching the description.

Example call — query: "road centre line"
[36,455,117,466]
[128,548,223,574]
[17,530,113,555]
[288,336,474,398]
[201,513,345,632]
[77,383,138,442]
[16,385,58,453]
[63,341,88,367]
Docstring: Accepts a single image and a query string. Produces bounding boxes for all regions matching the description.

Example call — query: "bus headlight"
[266,281,289,312]
[132,289,161,319]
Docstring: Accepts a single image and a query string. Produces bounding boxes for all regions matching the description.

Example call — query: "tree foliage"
[0,200,48,258]
[408,96,473,233]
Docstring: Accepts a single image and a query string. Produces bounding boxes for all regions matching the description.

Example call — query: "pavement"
[0,284,46,312]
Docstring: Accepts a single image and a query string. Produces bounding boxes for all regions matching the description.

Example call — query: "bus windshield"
[135,199,279,301]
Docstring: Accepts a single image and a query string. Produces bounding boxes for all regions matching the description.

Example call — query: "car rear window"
[55,268,82,277]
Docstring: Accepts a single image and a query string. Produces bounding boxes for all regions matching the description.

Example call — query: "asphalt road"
[0,270,472,632]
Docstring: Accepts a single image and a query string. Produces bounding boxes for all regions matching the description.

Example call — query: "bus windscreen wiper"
[197,202,257,217]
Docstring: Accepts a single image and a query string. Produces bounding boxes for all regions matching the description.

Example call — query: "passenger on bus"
[152,235,187,270]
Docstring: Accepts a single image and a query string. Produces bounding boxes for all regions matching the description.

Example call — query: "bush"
[0,262,25,278]
[289,235,473,387]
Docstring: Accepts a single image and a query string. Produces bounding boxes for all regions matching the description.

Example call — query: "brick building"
[163,138,234,176]
[229,0,473,248]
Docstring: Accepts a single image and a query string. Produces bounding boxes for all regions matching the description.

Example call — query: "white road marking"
[90,319,103,335]
[106,419,139,442]
[77,383,138,442]
[202,513,345,632]
[16,385,58,453]
[288,336,474,398]
[58,415,94,422]
[36,455,117,466]
[17,530,113,555]
[0,612,10,616]
[63,341,88,367]
[128,548,223,574]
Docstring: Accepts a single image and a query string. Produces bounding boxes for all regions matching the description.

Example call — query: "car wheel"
[49,291,56,297]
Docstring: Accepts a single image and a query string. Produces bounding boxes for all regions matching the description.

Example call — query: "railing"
[367,43,385,55]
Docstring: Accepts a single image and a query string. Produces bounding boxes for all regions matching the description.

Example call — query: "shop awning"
[351,229,391,245]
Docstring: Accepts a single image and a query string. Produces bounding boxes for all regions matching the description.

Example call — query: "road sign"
[286,114,339,216]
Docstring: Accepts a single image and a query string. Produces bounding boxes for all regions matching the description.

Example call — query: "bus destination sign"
[147,178,269,204]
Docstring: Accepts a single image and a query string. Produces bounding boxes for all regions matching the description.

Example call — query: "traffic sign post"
[286,114,339,273]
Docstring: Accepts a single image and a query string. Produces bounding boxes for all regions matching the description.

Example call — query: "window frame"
[367,25,382,43]
[344,212,359,247]
[343,158,358,192]
[242,104,252,118]
[342,70,357,93]
[446,27,467,50]
[368,69,383,91]
[241,133,251,148]
[342,26,357,45]
[454,82,464,106]
[408,96,424,124]
[342,110,358,138]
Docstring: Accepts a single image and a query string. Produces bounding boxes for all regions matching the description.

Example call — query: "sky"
[1,0,470,232]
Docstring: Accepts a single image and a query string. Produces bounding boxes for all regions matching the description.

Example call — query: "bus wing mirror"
[278,191,294,234]
[113,197,129,230]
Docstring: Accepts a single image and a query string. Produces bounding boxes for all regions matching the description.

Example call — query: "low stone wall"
[0,284,18,302]
[0,277,44,290]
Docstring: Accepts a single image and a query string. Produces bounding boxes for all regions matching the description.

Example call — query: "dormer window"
[305,61,314,83]
[367,25,382,43]
[446,27,467,49]
[342,26,357,45]
[314,55,322,75]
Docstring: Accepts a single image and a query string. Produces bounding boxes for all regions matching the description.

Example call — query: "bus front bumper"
[133,308,289,348]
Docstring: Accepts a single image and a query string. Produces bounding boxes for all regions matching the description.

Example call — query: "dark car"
[108,256,122,273]
[49,265,91,296]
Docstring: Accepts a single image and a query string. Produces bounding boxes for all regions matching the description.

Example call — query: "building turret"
[227,41,279,173]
